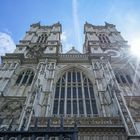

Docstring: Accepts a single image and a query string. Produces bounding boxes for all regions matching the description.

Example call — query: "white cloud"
[61,31,67,42]
[0,32,16,56]
[105,6,140,59]
[61,31,74,53]
[105,6,140,44]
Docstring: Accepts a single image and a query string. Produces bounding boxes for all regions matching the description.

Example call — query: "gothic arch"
[15,68,35,86]
[52,64,98,117]
[54,64,96,85]
[37,33,49,44]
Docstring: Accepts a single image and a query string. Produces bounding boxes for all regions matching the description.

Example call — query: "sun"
[130,38,140,58]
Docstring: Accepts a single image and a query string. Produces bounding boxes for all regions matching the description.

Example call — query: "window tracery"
[15,69,34,86]
[37,34,48,44]
[98,34,110,43]
[53,69,98,117]
[115,72,133,85]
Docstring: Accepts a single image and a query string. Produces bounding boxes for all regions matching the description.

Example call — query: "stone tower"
[0,22,140,140]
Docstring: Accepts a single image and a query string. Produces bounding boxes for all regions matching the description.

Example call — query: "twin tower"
[0,22,140,140]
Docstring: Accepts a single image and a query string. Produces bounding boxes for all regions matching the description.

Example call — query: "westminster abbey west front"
[0,22,140,140]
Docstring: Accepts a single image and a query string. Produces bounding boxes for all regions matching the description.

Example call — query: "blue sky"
[0,0,140,54]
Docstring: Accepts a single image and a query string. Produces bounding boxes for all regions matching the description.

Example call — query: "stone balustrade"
[30,117,123,128]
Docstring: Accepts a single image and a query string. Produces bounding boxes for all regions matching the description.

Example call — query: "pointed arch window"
[15,69,34,86]
[37,34,48,43]
[115,72,133,85]
[98,34,110,43]
[53,69,98,116]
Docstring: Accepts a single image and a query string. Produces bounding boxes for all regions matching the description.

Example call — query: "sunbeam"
[130,38,140,58]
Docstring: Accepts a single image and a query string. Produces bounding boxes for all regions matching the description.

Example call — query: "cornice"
[1,53,24,62]
[1,53,112,64]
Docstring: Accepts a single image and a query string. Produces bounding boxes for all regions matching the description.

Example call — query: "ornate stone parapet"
[30,117,123,128]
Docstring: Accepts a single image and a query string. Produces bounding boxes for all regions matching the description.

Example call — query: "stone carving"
[26,45,46,58]
[93,60,137,135]
[105,62,137,135]
[125,97,140,122]
[0,98,25,131]
[30,117,122,127]
[19,86,40,130]
[0,100,23,119]
[114,91,136,134]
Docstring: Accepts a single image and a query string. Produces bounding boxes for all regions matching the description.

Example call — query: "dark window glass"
[84,87,89,98]
[67,100,71,114]
[89,87,94,98]
[126,75,133,84]
[102,35,107,43]
[56,79,60,87]
[28,75,34,85]
[22,74,28,84]
[78,87,82,98]
[86,100,91,114]
[44,35,48,43]
[68,72,71,82]
[72,72,76,82]
[16,74,23,84]
[77,72,81,82]
[120,75,126,83]
[67,87,71,98]
[79,100,84,114]
[83,78,87,86]
[62,76,65,85]
[37,36,41,43]
[99,36,103,43]
[55,87,59,98]
[115,74,120,83]
[91,100,98,114]
[73,100,77,114]
[57,79,60,83]
[53,100,58,114]
[61,87,65,98]
[73,87,76,98]
[88,79,92,86]
[40,36,43,43]
[59,100,64,114]
[106,36,110,43]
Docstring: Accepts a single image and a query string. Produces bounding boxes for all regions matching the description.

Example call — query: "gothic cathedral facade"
[0,22,140,140]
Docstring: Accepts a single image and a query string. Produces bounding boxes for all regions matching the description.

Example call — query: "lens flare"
[130,38,140,58]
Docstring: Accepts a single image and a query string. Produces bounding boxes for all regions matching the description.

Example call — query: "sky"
[0,0,140,55]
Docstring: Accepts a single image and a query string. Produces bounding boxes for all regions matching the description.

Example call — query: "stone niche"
[125,96,140,122]
[0,97,26,131]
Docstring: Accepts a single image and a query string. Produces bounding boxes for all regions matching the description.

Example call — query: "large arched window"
[15,69,34,86]
[53,69,98,117]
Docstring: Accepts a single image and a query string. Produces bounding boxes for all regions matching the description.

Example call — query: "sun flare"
[130,38,140,58]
